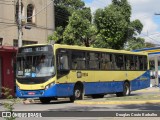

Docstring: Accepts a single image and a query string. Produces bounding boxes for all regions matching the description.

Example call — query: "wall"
[0,51,16,96]
[0,0,55,46]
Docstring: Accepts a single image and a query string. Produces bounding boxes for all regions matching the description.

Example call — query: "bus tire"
[70,85,83,102]
[39,97,51,104]
[116,82,130,97]
[91,94,104,99]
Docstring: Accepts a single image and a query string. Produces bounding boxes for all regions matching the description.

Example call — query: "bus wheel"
[70,85,83,102]
[116,82,130,97]
[39,97,51,104]
[91,94,104,99]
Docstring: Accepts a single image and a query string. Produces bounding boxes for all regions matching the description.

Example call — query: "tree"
[55,6,70,28]
[93,0,143,50]
[145,42,156,48]
[62,11,96,47]
[48,26,64,43]
[126,37,145,50]
[54,0,91,28]
[49,0,92,45]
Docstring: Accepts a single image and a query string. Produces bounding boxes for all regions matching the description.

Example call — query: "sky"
[83,0,160,44]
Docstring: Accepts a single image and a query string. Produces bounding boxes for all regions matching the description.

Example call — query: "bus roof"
[133,47,160,55]
[54,44,148,55]
[20,43,147,55]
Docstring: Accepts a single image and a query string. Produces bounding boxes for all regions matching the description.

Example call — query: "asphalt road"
[0,87,160,120]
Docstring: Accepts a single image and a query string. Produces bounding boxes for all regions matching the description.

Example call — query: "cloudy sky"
[83,0,160,44]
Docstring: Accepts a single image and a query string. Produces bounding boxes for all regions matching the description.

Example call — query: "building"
[134,47,160,87]
[0,0,55,97]
[0,46,17,97]
[0,0,55,46]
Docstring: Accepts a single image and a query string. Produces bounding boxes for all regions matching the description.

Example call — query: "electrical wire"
[24,0,55,20]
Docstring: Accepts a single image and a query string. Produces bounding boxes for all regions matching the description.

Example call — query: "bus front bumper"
[16,83,74,98]
[16,86,57,98]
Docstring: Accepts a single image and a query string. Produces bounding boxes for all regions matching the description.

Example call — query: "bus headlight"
[45,82,54,90]
[45,85,49,90]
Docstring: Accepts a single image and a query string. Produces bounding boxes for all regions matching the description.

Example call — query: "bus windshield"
[16,54,54,78]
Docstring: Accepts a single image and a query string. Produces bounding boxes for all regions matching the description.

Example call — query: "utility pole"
[18,0,22,47]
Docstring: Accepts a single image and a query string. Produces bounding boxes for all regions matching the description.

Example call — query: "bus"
[16,44,150,103]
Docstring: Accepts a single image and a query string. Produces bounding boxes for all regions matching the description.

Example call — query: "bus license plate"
[28,92,35,95]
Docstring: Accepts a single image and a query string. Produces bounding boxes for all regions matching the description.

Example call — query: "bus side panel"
[56,83,74,97]
[84,81,124,95]
[130,70,150,91]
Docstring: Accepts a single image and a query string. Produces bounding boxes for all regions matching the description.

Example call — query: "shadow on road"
[116,103,160,111]
[34,100,72,105]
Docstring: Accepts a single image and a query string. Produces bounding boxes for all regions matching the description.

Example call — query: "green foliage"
[48,26,64,43]
[54,0,91,28]
[1,87,20,120]
[93,0,143,50]
[63,11,95,47]
[52,0,144,49]
[55,6,70,28]
[93,4,129,49]
[125,37,145,50]
[52,0,92,45]
[145,42,156,48]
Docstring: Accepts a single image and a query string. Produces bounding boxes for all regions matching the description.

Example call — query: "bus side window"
[112,54,118,70]
[139,56,143,70]
[135,56,139,70]
[144,56,148,70]
[115,54,124,70]
[71,51,86,70]
[125,55,135,70]
[57,54,69,70]
[88,52,99,70]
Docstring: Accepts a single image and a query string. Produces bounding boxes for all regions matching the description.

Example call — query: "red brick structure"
[0,46,17,97]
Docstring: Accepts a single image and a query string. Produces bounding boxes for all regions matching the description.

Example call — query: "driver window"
[58,54,69,70]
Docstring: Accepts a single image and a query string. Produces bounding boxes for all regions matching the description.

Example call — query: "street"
[0,87,160,120]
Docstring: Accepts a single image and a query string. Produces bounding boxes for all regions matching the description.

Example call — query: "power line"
[140,32,160,44]
[24,0,55,20]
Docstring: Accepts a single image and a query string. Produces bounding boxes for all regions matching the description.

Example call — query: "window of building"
[0,38,3,46]
[13,39,38,47]
[27,4,34,23]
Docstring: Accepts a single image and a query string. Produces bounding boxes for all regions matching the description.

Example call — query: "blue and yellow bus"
[16,44,150,103]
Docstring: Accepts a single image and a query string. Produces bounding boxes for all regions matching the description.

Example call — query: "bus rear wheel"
[70,85,83,102]
[116,82,130,97]
[39,97,51,104]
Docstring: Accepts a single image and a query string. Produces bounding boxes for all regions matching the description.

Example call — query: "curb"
[133,88,160,93]
[74,100,160,105]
